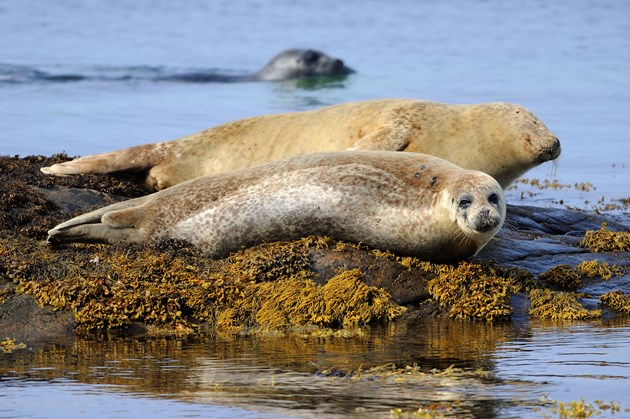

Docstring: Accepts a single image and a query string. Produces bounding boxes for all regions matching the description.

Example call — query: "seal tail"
[47,196,151,245]
[40,141,172,176]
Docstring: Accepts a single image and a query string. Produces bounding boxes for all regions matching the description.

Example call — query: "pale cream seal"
[41,99,559,190]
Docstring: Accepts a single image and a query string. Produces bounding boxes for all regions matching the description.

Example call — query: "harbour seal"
[159,48,354,82]
[41,99,560,190]
[2,49,352,84]
[253,48,353,81]
[47,151,505,262]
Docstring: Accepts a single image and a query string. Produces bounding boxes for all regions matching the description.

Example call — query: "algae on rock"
[600,290,630,314]
[577,260,625,280]
[529,289,601,320]
[580,222,630,252]
[2,235,406,334]
[427,262,520,321]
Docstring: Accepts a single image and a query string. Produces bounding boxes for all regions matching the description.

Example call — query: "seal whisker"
[503,219,518,231]
[456,229,473,249]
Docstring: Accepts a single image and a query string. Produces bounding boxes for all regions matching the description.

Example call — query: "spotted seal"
[47,151,505,262]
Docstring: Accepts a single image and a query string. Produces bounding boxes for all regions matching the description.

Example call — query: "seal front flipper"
[47,196,151,245]
[348,126,411,151]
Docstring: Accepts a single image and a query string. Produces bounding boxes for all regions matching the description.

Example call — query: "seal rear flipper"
[47,223,143,245]
[40,142,171,176]
[47,196,151,245]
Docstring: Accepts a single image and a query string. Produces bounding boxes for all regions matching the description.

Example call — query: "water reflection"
[0,318,543,418]
[3,316,630,417]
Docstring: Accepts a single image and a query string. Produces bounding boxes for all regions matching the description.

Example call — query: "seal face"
[255,48,353,81]
[41,99,559,191]
[47,151,505,262]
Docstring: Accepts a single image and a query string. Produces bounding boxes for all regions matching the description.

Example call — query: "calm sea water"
[1,0,629,417]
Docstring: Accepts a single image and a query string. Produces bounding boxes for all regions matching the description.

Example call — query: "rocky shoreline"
[1,154,629,343]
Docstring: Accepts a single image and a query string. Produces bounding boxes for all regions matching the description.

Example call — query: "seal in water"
[41,99,559,190]
[2,49,353,84]
[47,151,505,262]
[159,48,353,82]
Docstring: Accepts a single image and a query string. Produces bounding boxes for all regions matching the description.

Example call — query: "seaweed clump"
[2,235,405,334]
[537,261,625,290]
[528,289,601,320]
[0,337,26,353]
[577,260,625,280]
[542,399,623,418]
[579,222,630,252]
[599,290,630,314]
[427,262,520,321]
[538,265,583,290]
[218,269,405,331]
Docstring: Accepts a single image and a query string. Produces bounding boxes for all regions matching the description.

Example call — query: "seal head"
[255,48,353,81]
[449,178,505,256]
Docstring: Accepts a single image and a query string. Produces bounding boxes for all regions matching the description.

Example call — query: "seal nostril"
[551,138,561,158]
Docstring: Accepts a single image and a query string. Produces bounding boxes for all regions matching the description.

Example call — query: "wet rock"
[33,185,124,214]
[0,293,76,341]
[477,205,630,275]
[309,247,432,305]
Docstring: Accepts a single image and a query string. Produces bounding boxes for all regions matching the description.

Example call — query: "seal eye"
[458,197,472,209]
[301,50,319,64]
[488,193,500,205]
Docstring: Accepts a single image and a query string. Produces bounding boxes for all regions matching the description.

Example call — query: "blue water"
[1,0,629,417]
[1,0,628,208]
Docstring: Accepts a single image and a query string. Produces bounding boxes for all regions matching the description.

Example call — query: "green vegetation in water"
[599,290,630,314]
[529,289,601,320]
[427,262,521,321]
[390,406,449,418]
[317,362,493,382]
[579,222,630,252]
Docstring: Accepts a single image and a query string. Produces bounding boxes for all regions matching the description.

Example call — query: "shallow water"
[1,0,629,417]
[2,317,630,418]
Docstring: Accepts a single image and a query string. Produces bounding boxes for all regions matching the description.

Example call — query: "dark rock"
[477,205,630,276]
[309,247,432,305]
[33,185,124,214]
[0,294,76,341]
